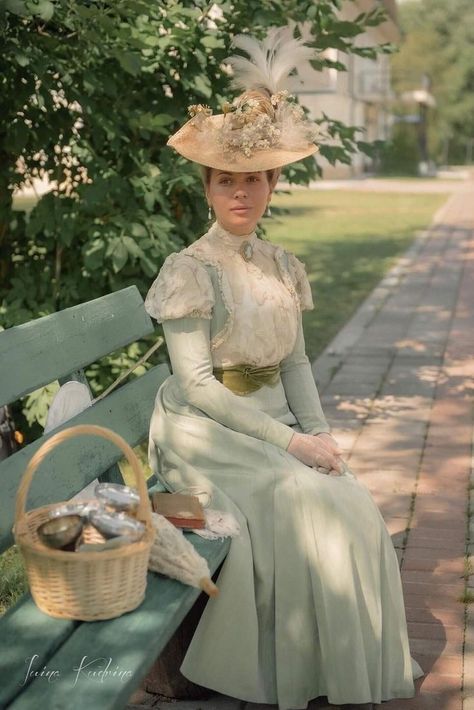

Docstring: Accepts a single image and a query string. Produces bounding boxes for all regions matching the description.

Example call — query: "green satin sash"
[213,363,281,396]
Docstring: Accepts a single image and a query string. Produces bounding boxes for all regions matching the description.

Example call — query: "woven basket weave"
[14,424,154,621]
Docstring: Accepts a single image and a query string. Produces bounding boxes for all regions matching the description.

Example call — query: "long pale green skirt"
[149,375,422,709]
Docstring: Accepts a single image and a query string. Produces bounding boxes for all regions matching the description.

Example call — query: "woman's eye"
[219,178,231,185]
[247,176,259,182]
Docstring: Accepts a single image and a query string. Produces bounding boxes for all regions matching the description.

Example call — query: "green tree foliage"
[377,123,420,176]
[391,0,474,164]
[0,0,389,429]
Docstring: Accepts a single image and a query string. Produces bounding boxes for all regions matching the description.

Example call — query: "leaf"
[116,51,142,76]
[25,0,55,21]
[201,35,225,50]
[14,53,30,67]
[130,113,174,133]
[143,163,161,178]
[130,223,147,238]
[139,254,158,277]
[5,0,27,15]
[143,35,162,47]
[122,235,144,258]
[193,74,212,99]
[331,20,363,37]
[83,239,105,271]
[110,240,128,273]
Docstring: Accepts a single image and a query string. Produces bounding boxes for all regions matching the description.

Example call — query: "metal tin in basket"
[89,510,145,542]
[48,501,103,521]
[94,483,140,515]
[37,514,84,551]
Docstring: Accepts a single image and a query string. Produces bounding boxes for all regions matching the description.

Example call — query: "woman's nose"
[234,185,248,198]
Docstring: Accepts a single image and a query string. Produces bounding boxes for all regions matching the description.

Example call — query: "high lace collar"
[208,221,257,252]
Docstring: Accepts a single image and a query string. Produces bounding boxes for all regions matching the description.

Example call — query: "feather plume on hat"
[227,28,315,95]
[167,27,320,171]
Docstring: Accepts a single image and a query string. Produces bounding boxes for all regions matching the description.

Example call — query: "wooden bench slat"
[5,536,230,709]
[0,364,170,553]
[0,286,154,407]
[0,594,78,707]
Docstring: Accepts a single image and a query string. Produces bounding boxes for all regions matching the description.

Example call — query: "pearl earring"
[266,204,272,217]
[208,205,212,220]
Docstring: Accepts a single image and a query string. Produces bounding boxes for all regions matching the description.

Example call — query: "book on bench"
[150,492,206,529]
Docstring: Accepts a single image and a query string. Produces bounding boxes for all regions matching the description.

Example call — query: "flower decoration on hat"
[168,27,321,172]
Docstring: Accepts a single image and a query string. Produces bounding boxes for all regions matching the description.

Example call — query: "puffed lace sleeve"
[287,253,314,311]
[145,252,215,323]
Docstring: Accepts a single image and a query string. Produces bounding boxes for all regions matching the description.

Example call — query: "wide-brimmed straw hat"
[167,29,320,172]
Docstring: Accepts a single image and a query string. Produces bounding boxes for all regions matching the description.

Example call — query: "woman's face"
[206,170,272,236]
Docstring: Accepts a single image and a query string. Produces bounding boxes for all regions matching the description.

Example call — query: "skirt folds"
[149,377,421,709]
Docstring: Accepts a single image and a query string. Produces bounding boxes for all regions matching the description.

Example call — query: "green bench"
[0,285,230,709]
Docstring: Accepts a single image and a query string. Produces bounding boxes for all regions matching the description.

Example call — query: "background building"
[297,0,400,178]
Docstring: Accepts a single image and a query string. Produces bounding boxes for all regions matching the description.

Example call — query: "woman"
[145,30,421,710]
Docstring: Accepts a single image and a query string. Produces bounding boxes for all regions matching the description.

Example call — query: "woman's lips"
[231,206,250,213]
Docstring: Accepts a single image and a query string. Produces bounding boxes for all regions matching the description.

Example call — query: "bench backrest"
[0,286,169,553]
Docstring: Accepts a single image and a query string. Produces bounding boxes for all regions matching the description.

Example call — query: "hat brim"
[167,114,318,172]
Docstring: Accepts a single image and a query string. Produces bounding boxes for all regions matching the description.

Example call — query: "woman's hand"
[286,432,343,473]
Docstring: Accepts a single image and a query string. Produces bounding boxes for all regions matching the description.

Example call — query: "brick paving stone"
[385,518,410,536]
[373,495,414,522]
[420,673,462,692]
[408,525,466,541]
[380,692,462,709]
[404,547,464,562]
[410,637,463,657]
[403,569,465,586]
[403,556,465,575]
[405,544,465,560]
[409,496,467,515]
[405,608,465,627]
[408,622,463,643]
[403,590,465,611]
[415,653,463,678]
[407,525,466,541]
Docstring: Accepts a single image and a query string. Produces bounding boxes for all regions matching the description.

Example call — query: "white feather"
[227,28,315,94]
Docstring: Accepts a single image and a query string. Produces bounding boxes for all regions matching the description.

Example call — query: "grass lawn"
[0,547,28,616]
[266,189,448,360]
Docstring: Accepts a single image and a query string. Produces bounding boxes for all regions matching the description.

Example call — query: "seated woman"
[145,30,422,710]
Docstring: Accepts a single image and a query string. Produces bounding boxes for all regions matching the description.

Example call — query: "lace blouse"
[145,221,313,369]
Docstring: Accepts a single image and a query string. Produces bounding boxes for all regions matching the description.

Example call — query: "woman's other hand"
[286,432,343,473]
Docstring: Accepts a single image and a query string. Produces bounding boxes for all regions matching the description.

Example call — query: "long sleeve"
[280,315,330,435]
[163,318,295,450]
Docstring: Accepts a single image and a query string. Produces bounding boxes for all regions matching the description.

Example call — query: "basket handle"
[15,424,152,527]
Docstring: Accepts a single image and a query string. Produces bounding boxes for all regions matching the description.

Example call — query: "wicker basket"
[14,424,154,621]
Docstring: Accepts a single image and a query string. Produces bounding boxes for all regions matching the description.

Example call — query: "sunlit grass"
[0,546,28,616]
[266,189,448,360]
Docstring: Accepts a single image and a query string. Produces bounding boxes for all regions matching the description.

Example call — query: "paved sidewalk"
[314,183,474,710]
[129,181,474,710]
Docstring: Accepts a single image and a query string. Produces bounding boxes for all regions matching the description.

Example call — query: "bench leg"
[142,590,209,700]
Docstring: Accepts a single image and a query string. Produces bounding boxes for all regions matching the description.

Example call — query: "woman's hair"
[200,165,279,187]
